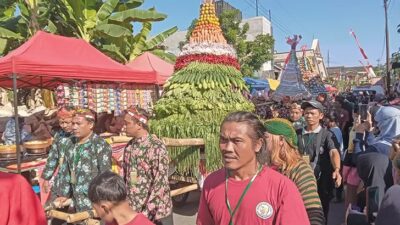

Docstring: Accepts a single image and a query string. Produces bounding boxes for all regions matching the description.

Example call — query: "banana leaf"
[109,8,166,23]
[129,21,151,61]
[0,38,8,55]
[101,43,127,63]
[0,26,22,39]
[95,23,132,38]
[96,0,118,21]
[145,26,178,50]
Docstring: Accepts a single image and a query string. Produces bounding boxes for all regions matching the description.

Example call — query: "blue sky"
[141,0,400,67]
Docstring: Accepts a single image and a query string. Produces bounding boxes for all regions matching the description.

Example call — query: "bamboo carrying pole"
[162,138,205,147]
[111,136,132,143]
[86,219,101,225]
[170,183,199,197]
[47,210,98,223]
[47,210,70,221]
[67,210,97,223]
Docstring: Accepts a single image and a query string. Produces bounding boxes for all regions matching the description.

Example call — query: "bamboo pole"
[67,210,97,223]
[162,138,205,147]
[111,136,132,143]
[171,184,198,197]
[47,210,69,221]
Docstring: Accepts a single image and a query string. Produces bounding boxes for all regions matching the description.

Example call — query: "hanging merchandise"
[55,82,156,115]
[41,89,56,108]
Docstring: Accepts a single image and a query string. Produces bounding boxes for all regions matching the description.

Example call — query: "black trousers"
[318,173,334,225]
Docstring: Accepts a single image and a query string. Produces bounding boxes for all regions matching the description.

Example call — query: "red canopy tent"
[0,31,157,172]
[0,31,156,88]
[126,52,173,85]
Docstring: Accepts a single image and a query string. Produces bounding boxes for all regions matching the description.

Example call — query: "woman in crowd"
[374,138,400,225]
[352,107,399,207]
[346,144,400,225]
[264,118,325,225]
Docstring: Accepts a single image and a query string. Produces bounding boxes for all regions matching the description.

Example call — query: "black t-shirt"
[296,127,337,173]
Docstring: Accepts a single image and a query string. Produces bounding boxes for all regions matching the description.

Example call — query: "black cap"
[301,100,325,112]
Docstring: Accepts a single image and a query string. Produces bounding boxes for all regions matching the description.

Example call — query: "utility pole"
[384,0,391,92]
[256,0,259,16]
[327,50,330,68]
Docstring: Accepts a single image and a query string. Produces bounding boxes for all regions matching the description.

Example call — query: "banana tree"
[0,0,55,55]
[54,0,176,63]
[126,16,177,62]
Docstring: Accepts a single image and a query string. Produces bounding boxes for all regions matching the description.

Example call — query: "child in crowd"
[88,171,154,225]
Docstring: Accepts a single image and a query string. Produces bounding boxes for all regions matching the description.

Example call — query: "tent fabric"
[244,77,270,91]
[126,52,173,85]
[244,77,280,92]
[267,79,280,91]
[0,31,156,88]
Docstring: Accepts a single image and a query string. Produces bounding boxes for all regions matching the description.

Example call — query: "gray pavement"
[173,191,346,225]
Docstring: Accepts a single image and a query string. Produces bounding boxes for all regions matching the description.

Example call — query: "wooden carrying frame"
[163,138,205,197]
[47,210,98,223]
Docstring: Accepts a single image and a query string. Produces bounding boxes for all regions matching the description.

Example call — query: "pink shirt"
[197,166,310,225]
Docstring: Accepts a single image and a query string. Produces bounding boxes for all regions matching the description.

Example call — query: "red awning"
[126,52,174,85]
[0,31,156,88]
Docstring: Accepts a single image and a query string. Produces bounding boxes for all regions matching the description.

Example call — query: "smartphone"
[366,186,379,223]
[359,104,369,121]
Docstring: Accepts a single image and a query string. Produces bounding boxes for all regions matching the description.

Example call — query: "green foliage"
[0,0,177,62]
[0,0,53,55]
[151,62,254,174]
[218,9,274,77]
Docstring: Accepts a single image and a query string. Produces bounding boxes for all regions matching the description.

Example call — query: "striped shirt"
[285,160,325,225]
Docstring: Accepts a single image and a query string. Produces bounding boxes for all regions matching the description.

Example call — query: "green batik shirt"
[58,133,112,212]
[41,130,72,192]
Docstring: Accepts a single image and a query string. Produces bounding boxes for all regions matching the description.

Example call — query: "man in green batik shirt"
[56,109,112,212]
[41,107,75,202]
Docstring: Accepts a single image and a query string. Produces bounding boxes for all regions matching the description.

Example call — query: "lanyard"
[73,142,89,168]
[225,165,262,225]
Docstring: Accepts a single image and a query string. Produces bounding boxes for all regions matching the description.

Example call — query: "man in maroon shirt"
[197,111,310,225]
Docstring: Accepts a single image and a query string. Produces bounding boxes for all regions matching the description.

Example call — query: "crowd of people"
[2,89,400,225]
[2,105,172,225]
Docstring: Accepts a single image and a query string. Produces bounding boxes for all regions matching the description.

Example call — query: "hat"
[301,100,324,112]
[264,118,298,148]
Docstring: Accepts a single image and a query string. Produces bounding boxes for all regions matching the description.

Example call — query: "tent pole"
[12,73,22,173]
[155,85,160,100]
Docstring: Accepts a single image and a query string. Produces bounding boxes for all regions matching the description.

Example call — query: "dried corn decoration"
[150,0,254,175]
